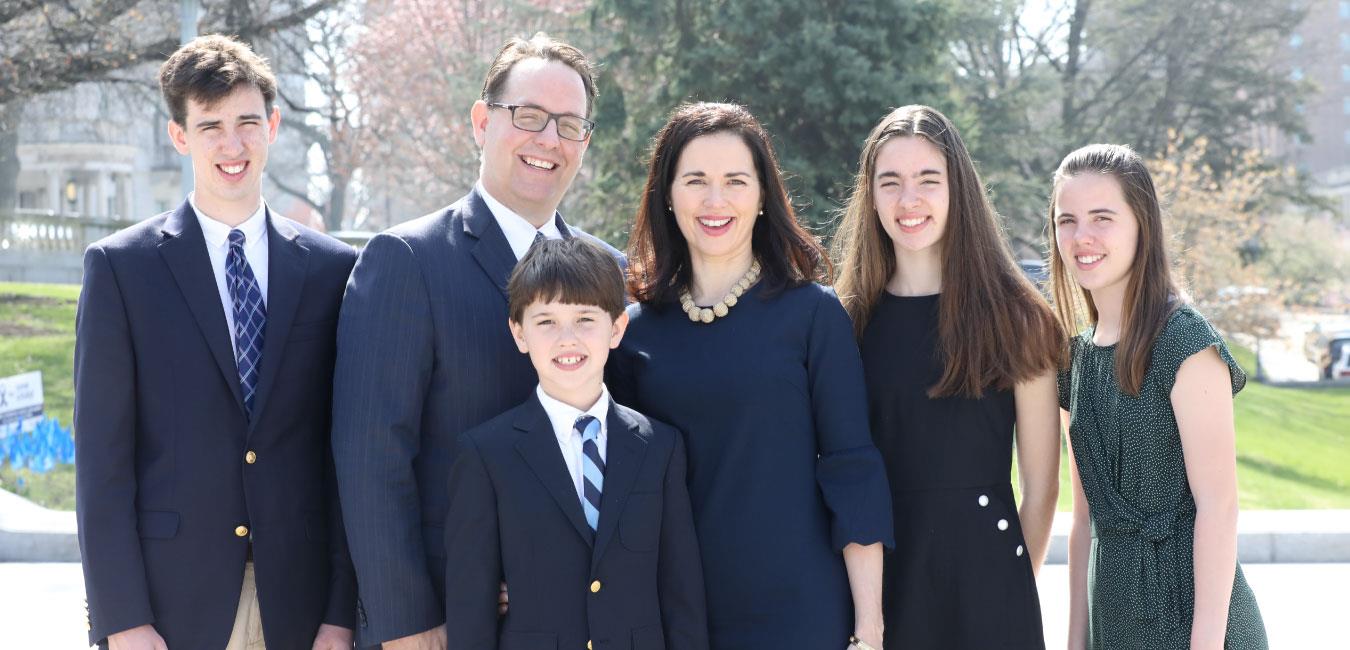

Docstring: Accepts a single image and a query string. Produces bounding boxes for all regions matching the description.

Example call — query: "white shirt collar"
[190,192,268,249]
[476,181,562,260]
[537,383,610,445]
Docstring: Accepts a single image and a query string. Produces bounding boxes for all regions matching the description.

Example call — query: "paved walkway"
[2,562,1345,648]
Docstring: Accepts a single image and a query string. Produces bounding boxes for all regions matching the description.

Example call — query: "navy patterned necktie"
[227,229,266,418]
[575,414,605,531]
[531,230,546,250]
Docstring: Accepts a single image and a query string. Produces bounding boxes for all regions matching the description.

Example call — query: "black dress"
[860,292,1046,649]
[610,282,895,650]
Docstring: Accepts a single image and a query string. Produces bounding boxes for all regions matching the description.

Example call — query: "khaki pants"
[225,562,266,650]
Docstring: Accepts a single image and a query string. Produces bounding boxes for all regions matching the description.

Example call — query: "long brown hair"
[833,105,1062,398]
[627,102,828,305]
[1048,144,1181,396]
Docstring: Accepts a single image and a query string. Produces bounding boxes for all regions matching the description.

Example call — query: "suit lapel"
[246,211,308,434]
[464,189,517,300]
[465,188,579,298]
[513,395,595,547]
[592,402,648,567]
[157,199,246,417]
[554,212,576,240]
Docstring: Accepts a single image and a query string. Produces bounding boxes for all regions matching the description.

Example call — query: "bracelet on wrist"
[849,635,880,650]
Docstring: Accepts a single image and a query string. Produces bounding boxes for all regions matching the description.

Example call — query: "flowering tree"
[347,0,586,228]
[1150,136,1285,337]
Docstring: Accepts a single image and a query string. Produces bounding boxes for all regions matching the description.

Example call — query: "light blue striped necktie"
[576,414,605,532]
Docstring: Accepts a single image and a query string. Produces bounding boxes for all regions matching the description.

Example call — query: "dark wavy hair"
[626,102,828,305]
[159,34,277,127]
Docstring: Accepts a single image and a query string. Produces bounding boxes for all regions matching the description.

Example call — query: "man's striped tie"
[575,414,605,532]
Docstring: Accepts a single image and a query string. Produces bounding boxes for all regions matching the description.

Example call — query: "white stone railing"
[0,210,137,253]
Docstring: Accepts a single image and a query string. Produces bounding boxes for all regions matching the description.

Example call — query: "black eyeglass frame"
[486,102,595,142]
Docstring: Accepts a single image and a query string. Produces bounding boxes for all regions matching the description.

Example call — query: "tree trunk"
[0,101,23,213]
[325,174,348,232]
[1061,0,1090,141]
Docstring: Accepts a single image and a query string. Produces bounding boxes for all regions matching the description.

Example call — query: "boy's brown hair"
[159,34,278,126]
[508,238,625,323]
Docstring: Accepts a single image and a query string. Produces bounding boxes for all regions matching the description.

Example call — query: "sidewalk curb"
[3,490,1349,564]
[0,490,79,562]
[1044,510,1350,564]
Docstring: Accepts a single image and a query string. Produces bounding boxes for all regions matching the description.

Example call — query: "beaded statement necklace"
[679,260,762,324]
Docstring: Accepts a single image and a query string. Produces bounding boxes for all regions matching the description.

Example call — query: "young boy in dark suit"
[444,237,708,650]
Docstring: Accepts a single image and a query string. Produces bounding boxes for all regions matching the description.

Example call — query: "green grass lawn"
[0,282,79,509]
[1225,345,1350,509]
[2,281,1348,511]
[1018,344,1350,511]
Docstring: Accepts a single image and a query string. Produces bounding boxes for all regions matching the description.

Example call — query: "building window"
[1291,33,1303,48]
[1344,97,1350,115]
[1292,67,1305,81]
[1344,65,1350,82]
[1344,130,1350,146]
[1343,33,1350,52]
[1342,1,1350,19]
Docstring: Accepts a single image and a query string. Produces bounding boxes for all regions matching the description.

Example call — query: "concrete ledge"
[4,488,1349,564]
[0,490,79,562]
[1044,510,1350,564]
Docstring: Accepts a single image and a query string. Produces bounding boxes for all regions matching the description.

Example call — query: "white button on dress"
[1016,545,1024,557]
[997,518,1009,531]
[978,494,989,507]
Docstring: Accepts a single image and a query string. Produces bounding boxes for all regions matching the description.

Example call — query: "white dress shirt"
[537,384,610,504]
[191,193,269,357]
[476,181,562,261]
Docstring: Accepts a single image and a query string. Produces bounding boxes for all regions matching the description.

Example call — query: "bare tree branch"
[267,169,324,214]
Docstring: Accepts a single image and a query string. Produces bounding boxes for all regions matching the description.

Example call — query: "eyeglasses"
[487,103,595,142]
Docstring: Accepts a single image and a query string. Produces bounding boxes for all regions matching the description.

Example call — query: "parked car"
[1019,258,1049,290]
[1330,341,1350,380]
[1304,322,1350,380]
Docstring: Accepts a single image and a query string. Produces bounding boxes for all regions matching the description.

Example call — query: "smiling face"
[668,131,761,265]
[471,58,591,226]
[1053,172,1140,299]
[510,299,628,410]
[872,136,949,256]
[168,84,278,223]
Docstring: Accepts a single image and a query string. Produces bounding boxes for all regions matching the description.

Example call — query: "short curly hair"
[159,34,277,126]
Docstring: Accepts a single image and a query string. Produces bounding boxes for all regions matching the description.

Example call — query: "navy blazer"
[74,200,357,648]
[332,189,623,644]
[444,394,708,650]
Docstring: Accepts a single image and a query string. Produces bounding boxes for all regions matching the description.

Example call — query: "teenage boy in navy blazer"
[443,238,708,650]
[74,35,354,650]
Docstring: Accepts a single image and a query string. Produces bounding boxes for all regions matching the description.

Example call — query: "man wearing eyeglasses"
[331,33,622,650]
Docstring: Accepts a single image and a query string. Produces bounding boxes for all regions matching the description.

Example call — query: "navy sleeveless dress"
[861,292,1046,649]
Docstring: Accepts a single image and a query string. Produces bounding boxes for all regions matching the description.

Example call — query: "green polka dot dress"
[1058,305,1268,649]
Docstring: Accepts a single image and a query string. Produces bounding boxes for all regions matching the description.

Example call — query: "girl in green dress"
[1048,144,1268,649]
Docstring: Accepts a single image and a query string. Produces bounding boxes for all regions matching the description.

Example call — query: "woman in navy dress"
[832,105,1064,649]
[609,102,894,650]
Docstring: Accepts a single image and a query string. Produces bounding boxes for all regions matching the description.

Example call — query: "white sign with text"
[0,370,44,431]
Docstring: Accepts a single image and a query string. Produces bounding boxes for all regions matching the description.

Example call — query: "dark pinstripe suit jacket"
[331,188,622,645]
